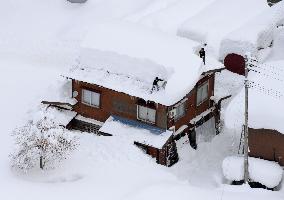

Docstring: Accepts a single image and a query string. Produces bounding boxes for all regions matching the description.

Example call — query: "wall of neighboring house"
[72,80,168,129]
[168,73,215,131]
[249,128,284,166]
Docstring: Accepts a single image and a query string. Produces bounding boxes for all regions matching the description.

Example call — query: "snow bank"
[99,116,172,148]
[225,60,284,133]
[219,1,284,60]
[223,156,283,188]
[178,0,268,58]
[65,21,223,106]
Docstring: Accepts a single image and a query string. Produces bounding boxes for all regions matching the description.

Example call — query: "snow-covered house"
[59,22,224,166]
[220,1,284,75]
[225,59,284,166]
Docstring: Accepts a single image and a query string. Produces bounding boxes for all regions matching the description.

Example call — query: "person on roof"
[151,77,164,93]
[199,46,206,65]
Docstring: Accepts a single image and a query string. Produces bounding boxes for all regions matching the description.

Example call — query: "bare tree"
[10,116,79,172]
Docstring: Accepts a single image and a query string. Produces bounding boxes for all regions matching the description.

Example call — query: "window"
[82,89,100,107]
[197,81,209,106]
[174,101,186,120]
[137,105,156,124]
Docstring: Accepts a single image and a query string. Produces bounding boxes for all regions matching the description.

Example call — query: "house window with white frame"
[137,105,156,124]
[82,89,100,108]
[197,81,209,106]
[174,101,187,120]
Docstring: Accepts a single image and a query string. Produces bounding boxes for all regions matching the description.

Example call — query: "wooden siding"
[168,73,215,131]
[249,128,284,166]
[134,136,178,167]
[72,80,168,129]
[72,73,215,132]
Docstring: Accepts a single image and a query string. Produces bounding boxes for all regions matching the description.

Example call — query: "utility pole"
[243,54,250,184]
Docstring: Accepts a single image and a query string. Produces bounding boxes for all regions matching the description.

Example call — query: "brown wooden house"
[57,22,225,166]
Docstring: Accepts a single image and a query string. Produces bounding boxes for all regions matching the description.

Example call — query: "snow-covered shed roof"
[65,21,223,106]
[225,60,284,133]
[34,106,77,127]
[223,156,283,188]
[99,115,173,149]
[219,1,284,60]
[177,0,269,58]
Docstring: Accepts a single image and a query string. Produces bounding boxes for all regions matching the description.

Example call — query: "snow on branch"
[10,114,79,173]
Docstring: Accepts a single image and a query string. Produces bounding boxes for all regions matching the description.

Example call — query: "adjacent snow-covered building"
[127,0,216,34]
[50,21,226,166]
[220,1,284,75]
[177,0,269,58]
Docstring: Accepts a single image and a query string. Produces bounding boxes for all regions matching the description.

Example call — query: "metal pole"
[244,55,249,184]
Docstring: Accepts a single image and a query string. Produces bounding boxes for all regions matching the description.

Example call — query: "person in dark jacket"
[199,47,206,65]
[151,77,164,93]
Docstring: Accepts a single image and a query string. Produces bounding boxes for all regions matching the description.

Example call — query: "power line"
[248,81,283,98]
[249,64,284,79]
[249,68,284,83]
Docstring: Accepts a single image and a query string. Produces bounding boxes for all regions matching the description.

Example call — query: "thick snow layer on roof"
[219,1,284,60]
[65,21,223,106]
[43,79,77,106]
[33,106,77,127]
[223,156,283,188]
[99,116,173,149]
[225,60,284,133]
[267,29,284,61]
[127,0,215,34]
[178,0,268,58]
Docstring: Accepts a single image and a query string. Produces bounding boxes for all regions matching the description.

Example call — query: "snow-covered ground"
[0,1,284,200]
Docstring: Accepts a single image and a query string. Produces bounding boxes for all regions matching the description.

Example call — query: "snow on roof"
[225,60,284,133]
[65,21,223,106]
[126,0,215,34]
[35,106,77,127]
[42,79,77,106]
[99,115,173,149]
[75,115,104,127]
[266,28,284,61]
[223,156,283,188]
[177,0,269,58]
[219,1,284,60]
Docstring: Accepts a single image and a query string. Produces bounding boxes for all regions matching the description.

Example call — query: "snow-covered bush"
[10,116,79,172]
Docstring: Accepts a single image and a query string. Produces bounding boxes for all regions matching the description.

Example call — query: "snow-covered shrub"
[10,116,79,172]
